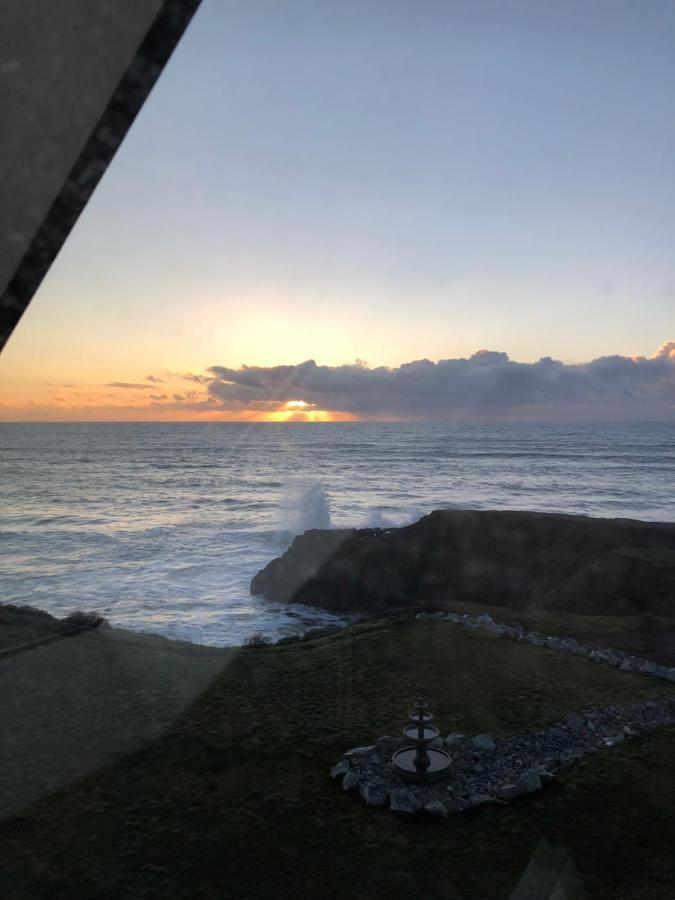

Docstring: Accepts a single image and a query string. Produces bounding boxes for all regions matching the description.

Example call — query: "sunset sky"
[1,0,674,422]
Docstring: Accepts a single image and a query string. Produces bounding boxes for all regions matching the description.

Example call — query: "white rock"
[496,784,520,801]
[342,769,360,791]
[345,745,375,758]
[390,788,421,814]
[424,800,448,817]
[330,760,349,780]
[359,783,388,806]
[472,734,496,751]
[516,769,542,793]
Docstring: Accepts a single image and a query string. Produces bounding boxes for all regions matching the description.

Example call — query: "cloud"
[177,372,210,385]
[147,389,212,410]
[105,382,152,390]
[653,341,675,360]
[204,343,675,421]
[145,374,164,384]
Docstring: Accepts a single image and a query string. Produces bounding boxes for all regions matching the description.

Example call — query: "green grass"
[444,599,675,666]
[0,605,65,651]
[1,619,675,899]
[612,547,675,566]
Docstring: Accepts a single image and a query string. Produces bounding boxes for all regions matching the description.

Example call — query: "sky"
[0,0,674,422]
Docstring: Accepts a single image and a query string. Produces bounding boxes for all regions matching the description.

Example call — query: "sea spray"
[360,506,424,529]
[276,481,331,542]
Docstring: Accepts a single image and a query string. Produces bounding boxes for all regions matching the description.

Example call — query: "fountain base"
[392,747,452,784]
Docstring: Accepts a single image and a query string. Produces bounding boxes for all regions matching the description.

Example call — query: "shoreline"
[4,598,675,695]
[3,507,675,667]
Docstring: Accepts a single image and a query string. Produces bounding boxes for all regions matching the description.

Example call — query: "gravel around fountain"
[331,695,675,816]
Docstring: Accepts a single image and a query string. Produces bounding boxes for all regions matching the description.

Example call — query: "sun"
[261,400,357,422]
[284,400,312,410]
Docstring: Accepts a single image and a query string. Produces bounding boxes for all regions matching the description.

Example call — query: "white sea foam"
[276,480,331,541]
[1,422,673,646]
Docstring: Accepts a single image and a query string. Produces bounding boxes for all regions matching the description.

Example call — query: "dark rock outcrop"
[250,510,675,615]
[251,529,355,605]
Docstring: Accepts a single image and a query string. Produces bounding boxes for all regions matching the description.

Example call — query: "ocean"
[1,422,673,646]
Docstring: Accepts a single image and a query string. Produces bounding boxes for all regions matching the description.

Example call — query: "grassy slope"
[0,605,69,651]
[1,619,675,899]
[0,625,228,819]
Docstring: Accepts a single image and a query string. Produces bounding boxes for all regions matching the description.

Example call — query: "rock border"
[419,610,675,684]
[331,697,675,816]
[265,608,675,688]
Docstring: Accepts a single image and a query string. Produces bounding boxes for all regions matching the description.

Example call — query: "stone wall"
[429,609,675,684]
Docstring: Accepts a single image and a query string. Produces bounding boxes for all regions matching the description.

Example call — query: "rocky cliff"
[250,510,675,616]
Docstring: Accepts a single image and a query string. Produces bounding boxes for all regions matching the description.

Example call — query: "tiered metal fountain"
[392,699,451,783]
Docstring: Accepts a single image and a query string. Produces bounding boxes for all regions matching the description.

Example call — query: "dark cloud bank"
[197,343,675,421]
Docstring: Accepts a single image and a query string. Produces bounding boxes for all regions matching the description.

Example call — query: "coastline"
[4,504,675,666]
[4,423,675,647]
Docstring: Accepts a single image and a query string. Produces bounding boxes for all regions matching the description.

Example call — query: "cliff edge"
[250,510,675,616]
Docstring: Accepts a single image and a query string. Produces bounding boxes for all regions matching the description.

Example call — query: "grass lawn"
[1,618,675,899]
[0,605,71,652]
[443,599,675,667]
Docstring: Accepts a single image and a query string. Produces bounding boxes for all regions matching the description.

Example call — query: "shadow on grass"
[1,618,675,899]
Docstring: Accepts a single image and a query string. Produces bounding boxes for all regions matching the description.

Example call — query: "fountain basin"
[392,747,452,784]
[402,725,439,744]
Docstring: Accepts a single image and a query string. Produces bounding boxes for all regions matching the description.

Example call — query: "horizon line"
[1,419,673,426]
